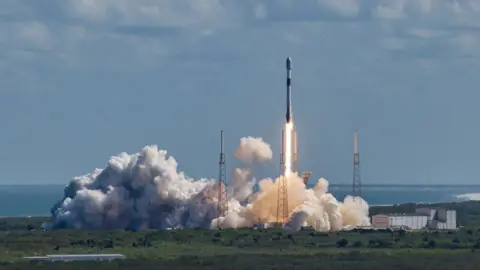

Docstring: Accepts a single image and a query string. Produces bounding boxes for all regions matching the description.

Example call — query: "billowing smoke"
[49,137,370,231]
[230,168,255,202]
[234,137,272,164]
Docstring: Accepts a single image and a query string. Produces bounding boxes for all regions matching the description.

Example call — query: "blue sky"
[1,0,480,185]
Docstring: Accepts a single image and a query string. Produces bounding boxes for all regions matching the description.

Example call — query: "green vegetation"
[0,201,479,269]
[0,216,47,231]
[2,252,480,270]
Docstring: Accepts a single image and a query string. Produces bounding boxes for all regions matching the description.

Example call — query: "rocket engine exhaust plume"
[48,138,370,231]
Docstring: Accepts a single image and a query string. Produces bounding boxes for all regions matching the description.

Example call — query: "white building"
[417,208,456,230]
[24,254,126,262]
[371,208,456,230]
[372,213,429,230]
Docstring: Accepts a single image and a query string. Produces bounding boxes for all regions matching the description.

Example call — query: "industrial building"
[417,208,457,230]
[24,254,126,262]
[371,208,456,230]
[372,213,429,230]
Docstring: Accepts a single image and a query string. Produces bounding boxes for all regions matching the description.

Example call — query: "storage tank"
[446,210,456,230]
[426,209,456,230]
[436,208,447,221]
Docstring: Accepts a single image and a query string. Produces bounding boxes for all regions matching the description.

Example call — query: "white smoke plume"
[234,137,272,164]
[49,137,370,231]
[230,168,256,202]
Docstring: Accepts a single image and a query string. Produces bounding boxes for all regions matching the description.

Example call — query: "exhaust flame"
[284,122,293,176]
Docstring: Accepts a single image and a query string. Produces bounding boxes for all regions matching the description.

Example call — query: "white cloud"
[380,37,407,50]
[16,21,51,49]
[69,0,109,21]
[451,34,480,56]
[408,28,441,39]
[1,0,480,79]
[253,3,267,20]
[66,0,232,28]
[373,1,406,20]
[319,0,360,18]
[3,0,480,187]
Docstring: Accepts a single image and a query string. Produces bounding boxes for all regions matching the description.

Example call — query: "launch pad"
[215,57,312,228]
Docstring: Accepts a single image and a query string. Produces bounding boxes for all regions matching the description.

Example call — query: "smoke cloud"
[49,137,370,231]
[234,137,272,164]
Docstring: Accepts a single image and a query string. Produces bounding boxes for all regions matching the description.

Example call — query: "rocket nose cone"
[286,57,291,69]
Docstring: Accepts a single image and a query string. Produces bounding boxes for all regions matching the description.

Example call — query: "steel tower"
[276,129,289,227]
[217,130,228,226]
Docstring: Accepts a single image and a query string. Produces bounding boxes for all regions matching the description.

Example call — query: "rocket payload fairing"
[286,57,292,123]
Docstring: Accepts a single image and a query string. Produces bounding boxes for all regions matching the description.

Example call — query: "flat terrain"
[0,201,479,269]
[3,252,480,270]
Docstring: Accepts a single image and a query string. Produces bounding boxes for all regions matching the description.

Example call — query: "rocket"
[286,57,292,123]
[281,57,298,174]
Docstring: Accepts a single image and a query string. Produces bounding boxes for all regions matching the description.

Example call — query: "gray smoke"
[231,168,256,202]
[49,137,370,231]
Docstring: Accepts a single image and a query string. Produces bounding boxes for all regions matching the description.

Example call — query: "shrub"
[352,240,364,248]
[336,238,348,248]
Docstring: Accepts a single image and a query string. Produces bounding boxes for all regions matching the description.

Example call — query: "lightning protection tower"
[276,129,289,227]
[217,130,228,227]
[352,131,362,197]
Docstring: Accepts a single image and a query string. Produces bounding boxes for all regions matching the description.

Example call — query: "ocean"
[0,184,479,217]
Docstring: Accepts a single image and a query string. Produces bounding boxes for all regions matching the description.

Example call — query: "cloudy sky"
[1,0,480,185]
